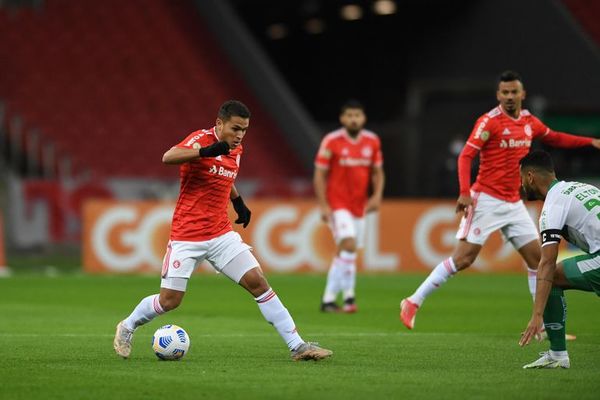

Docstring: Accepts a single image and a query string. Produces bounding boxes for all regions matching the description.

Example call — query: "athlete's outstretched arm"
[162,142,230,165]
[519,243,559,346]
[314,166,331,223]
[366,166,385,213]
[540,131,600,149]
[162,147,200,164]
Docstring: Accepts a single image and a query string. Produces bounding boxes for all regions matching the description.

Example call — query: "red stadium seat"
[0,0,305,185]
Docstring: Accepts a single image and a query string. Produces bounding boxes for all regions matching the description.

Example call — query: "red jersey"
[459,106,593,202]
[315,128,383,217]
[170,127,241,241]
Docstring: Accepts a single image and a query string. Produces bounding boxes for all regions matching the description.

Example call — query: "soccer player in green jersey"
[519,150,600,369]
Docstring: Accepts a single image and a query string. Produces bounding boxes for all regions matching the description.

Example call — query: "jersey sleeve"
[315,137,333,169]
[465,115,495,151]
[530,116,550,138]
[539,198,569,247]
[175,130,204,149]
[372,137,383,167]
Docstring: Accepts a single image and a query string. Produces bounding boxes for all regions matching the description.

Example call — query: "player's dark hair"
[340,99,364,114]
[520,150,555,174]
[499,70,523,84]
[218,100,251,121]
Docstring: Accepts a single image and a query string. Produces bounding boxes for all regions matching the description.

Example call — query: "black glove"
[232,196,251,228]
[199,141,230,157]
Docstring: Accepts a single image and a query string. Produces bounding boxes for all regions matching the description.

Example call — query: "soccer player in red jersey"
[314,100,385,313]
[400,71,600,329]
[114,100,332,361]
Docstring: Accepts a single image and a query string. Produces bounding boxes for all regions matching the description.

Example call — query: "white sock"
[322,257,343,303]
[123,294,165,330]
[409,258,457,307]
[256,288,304,350]
[550,350,569,359]
[339,250,357,300]
[527,267,537,299]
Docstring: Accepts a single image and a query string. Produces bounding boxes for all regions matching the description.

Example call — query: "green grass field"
[1,273,599,399]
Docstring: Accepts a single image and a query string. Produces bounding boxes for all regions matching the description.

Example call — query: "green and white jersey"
[539,180,600,254]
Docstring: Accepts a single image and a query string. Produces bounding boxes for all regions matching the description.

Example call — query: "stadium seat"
[0,0,306,187]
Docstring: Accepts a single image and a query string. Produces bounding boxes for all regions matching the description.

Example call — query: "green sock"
[543,287,567,352]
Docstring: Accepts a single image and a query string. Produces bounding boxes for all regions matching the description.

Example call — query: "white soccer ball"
[152,324,190,360]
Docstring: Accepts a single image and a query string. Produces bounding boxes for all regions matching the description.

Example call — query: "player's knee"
[339,238,357,253]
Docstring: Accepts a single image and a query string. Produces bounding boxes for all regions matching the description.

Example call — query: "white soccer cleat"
[291,342,333,361]
[523,351,570,369]
[114,321,134,359]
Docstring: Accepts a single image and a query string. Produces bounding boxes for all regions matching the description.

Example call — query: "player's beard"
[522,184,539,201]
[345,125,361,137]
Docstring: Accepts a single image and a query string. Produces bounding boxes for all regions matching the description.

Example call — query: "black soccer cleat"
[320,301,341,313]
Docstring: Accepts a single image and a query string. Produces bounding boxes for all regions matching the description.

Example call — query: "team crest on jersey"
[361,146,372,157]
[480,131,490,141]
[524,124,532,137]
[319,148,332,159]
[173,260,181,269]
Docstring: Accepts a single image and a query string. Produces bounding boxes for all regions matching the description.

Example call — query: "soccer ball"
[152,324,190,360]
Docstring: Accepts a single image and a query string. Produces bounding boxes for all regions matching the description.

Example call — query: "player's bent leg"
[400,241,481,329]
[451,240,482,271]
[524,274,571,368]
[115,291,172,359]
[525,261,589,368]
[114,280,187,359]
[225,251,333,360]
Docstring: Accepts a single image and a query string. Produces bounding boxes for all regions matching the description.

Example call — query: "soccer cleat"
[400,298,419,330]
[113,321,134,359]
[523,351,570,369]
[320,302,341,313]
[291,342,333,361]
[342,298,358,313]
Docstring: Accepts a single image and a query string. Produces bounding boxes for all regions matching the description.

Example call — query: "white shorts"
[329,209,365,248]
[456,191,538,248]
[160,231,256,287]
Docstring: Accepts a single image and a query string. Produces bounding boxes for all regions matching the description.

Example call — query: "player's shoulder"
[321,129,345,144]
[361,129,380,142]
[181,127,214,147]
[520,109,542,122]
[483,106,502,119]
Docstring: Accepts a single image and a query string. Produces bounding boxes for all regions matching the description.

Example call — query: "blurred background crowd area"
[0,0,598,269]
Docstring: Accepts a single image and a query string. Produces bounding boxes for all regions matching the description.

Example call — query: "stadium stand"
[0,0,305,181]
[563,0,600,45]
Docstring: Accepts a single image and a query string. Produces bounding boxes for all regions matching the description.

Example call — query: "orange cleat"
[400,298,419,330]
